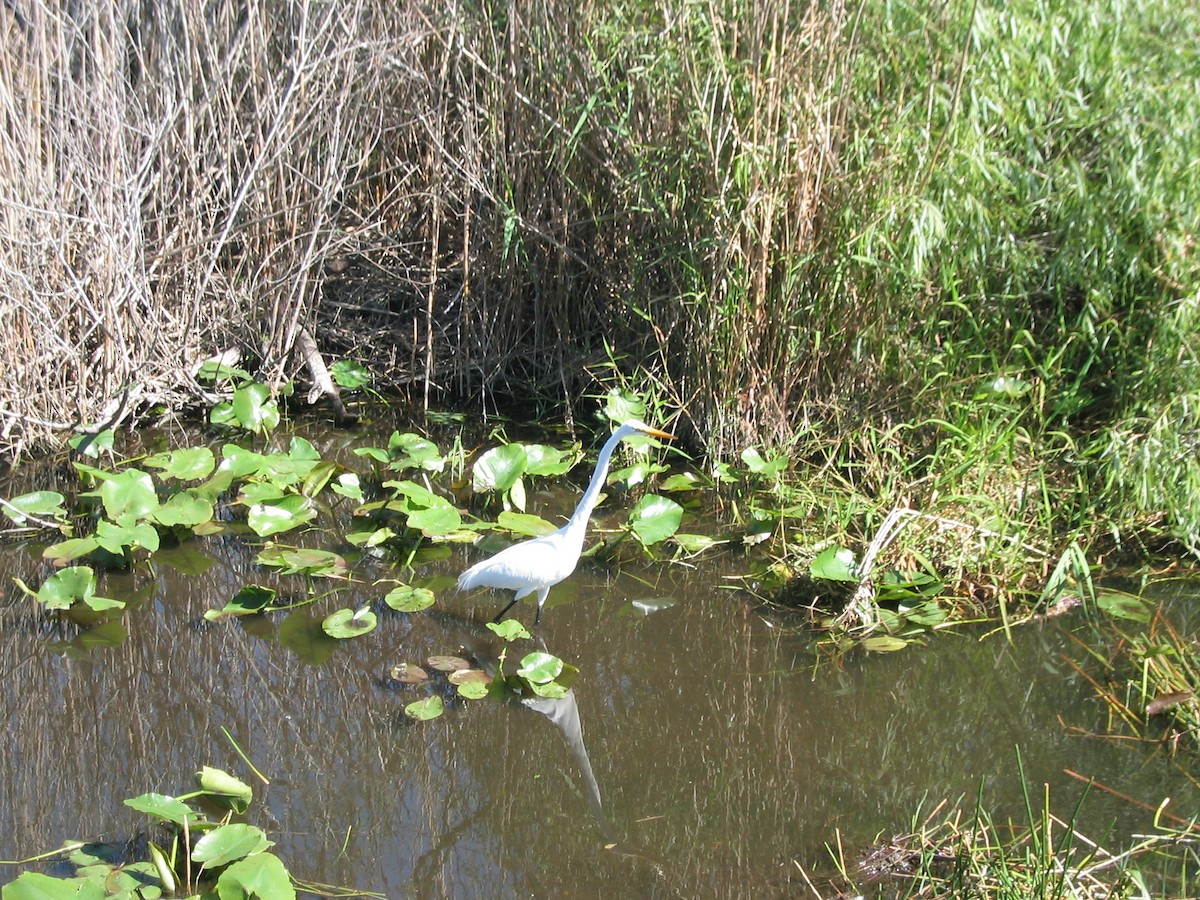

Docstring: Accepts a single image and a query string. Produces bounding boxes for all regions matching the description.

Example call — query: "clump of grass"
[805,771,1199,898]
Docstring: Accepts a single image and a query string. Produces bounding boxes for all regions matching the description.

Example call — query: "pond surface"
[1,421,1197,898]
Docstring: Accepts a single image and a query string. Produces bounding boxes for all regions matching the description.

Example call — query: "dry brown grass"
[0,0,851,460]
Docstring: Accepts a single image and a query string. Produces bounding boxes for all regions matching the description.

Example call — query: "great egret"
[457,419,675,624]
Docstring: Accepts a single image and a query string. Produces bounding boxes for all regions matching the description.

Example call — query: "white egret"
[457,419,675,624]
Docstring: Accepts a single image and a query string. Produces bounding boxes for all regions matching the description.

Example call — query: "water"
[1,423,1197,897]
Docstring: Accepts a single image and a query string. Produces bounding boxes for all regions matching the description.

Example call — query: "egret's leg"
[533,588,550,625]
[491,595,520,623]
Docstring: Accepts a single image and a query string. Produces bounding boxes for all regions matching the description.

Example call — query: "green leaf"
[672,533,722,554]
[516,651,564,684]
[1,871,108,900]
[740,447,789,478]
[124,792,202,826]
[143,447,216,481]
[1,490,67,526]
[486,619,532,642]
[191,824,271,868]
[659,472,702,492]
[472,444,527,493]
[322,607,378,639]
[99,469,158,522]
[403,696,444,721]
[256,546,348,578]
[331,472,364,502]
[152,489,215,528]
[68,429,115,458]
[383,585,436,613]
[862,636,909,653]
[246,495,316,537]
[603,388,645,424]
[95,519,159,555]
[456,681,490,700]
[1096,590,1153,622]
[195,767,253,814]
[206,585,276,621]
[27,566,121,612]
[197,359,252,384]
[811,546,858,582]
[231,383,280,434]
[628,494,683,545]
[216,851,295,900]
[40,536,101,565]
[522,444,577,477]
[330,359,370,389]
[495,511,557,537]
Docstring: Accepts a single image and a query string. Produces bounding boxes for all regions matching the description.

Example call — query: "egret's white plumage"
[457,419,674,624]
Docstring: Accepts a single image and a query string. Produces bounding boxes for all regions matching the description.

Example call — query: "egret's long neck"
[561,425,631,544]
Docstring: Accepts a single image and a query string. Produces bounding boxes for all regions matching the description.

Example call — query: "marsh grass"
[809,773,1199,898]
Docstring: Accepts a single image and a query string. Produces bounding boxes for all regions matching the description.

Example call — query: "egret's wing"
[457,531,575,593]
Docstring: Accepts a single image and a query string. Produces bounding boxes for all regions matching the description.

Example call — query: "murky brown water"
[1,422,1197,898]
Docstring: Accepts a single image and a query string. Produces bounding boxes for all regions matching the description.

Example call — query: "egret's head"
[621,419,675,440]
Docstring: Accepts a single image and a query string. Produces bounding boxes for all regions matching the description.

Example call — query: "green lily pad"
[516,651,563,684]
[144,447,216,481]
[472,444,527,493]
[152,489,215,528]
[384,584,436,613]
[246,495,316,537]
[322,607,378,639]
[862,635,909,653]
[15,566,122,612]
[486,619,532,642]
[330,359,370,389]
[195,767,253,813]
[427,655,471,672]
[256,545,348,578]
[811,546,858,582]
[191,823,272,868]
[1,490,67,526]
[455,681,490,700]
[98,468,159,522]
[124,792,202,826]
[404,696,444,721]
[1,871,108,900]
[217,850,295,900]
[628,494,683,545]
[206,585,276,621]
[495,510,557,537]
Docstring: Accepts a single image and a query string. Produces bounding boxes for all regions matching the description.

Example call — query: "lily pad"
[384,584,436,613]
[1,490,67,526]
[472,443,527,494]
[191,823,272,868]
[124,792,203,826]
[516,651,563,684]
[628,494,683,545]
[144,447,216,481]
[246,494,316,537]
[322,607,378,639]
[389,663,429,683]
[495,510,557,537]
[205,585,276,621]
[404,696,444,721]
[195,767,253,813]
[217,852,295,900]
[811,546,858,582]
[427,655,471,672]
[330,359,370,389]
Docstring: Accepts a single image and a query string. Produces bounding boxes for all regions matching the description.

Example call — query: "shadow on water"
[1,422,1199,897]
